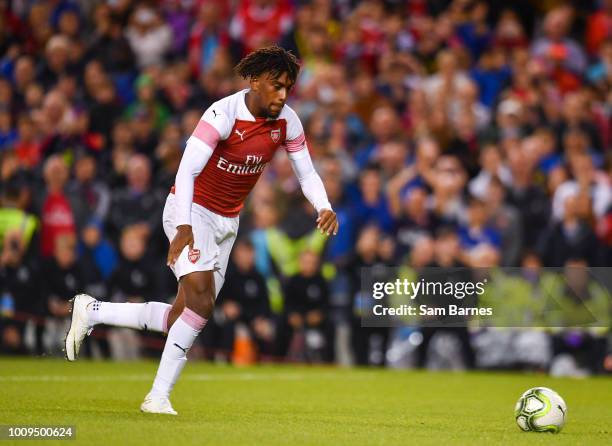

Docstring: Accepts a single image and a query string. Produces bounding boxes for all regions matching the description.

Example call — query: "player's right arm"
[167,105,231,266]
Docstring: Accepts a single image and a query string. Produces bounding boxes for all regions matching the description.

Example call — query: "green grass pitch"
[1,358,610,445]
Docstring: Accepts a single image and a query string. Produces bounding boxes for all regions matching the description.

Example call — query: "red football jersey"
[171,89,306,217]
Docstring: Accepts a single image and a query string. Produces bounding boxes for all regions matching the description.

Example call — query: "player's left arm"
[283,108,338,236]
[287,148,338,236]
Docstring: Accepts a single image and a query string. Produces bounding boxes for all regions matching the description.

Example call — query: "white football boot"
[64,293,96,361]
[140,392,178,415]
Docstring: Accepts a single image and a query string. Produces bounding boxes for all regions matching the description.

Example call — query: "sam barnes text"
[373,305,493,317]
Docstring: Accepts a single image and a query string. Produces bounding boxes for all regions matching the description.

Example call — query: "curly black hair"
[234,46,300,83]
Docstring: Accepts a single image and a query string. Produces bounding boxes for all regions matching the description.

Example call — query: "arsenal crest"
[270,129,281,143]
[188,248,200,264]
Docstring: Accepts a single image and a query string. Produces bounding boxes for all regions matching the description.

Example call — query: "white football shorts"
[162,193,239,297]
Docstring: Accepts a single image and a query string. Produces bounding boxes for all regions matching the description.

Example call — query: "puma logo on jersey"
[235,128,247,141]
[212,109,218,118]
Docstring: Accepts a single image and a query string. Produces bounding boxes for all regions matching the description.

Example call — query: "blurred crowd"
[0,0,611,374]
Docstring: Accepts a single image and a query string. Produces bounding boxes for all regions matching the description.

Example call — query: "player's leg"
[65,287,188,362]
[144,244,236,398]
[153,271,215,391]
[166,282,187,329]
[142,218,237,414]
[65,297,172,361]
[88,299,171,332]
[141,271,214,415]
[65,196,184,361]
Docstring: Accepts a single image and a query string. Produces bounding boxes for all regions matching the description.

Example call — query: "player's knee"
[183,273,216,318]
[185,286,214,318]
[198,290,215,316]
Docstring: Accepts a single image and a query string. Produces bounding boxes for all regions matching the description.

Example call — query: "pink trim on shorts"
[180,307,207,331]
[162,306,171,334]
[284,132,306,152]
[192,120,221,147]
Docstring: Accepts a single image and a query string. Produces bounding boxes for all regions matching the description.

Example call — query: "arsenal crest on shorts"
[270,129,280,143]
[188,248,200,264]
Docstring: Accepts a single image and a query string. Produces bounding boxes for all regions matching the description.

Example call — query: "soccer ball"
[514,387,567,433]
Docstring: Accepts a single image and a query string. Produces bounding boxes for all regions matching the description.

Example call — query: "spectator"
[549,258,609,376]
[506,146,550,247]
[468,144,512,199]
[319,157,355,266]
[55,6,82,41]
[13,114,42,169]
[126,5,172,69]
[162,0,191,56]
[107,153,163,244]
[427,155,467,230]
[281,250,330,362]
[279,4,313,61]
[35,155,76,258]
[539,194,601,267]
[376,139,408,180]
[423,49,471,106]
[0,184,37,251]
[417,227,475,369]
[586,39,612,100]
[492,9,528,52]
[470,48,511,109]
[355,105,402,168]
[12,55,36,110]
[353,163,394,234]
[455,1,491,62]
[125,73,170,133]
[0,104,16,149]
[87,6,136,75]
[41,232,83,354]
[585,0,612,56]
[107,120,135,189]
[552,153,611,222]
[108,226,157,303]
[229,0,293,56]
[212,238,273,361]
[485,177,522,266]
[458,195,501,260]
[531,7,587,80]
[556,92,604,153]
[153,122,182,191]
[67,154,110,233]
[0,150,31,211]
[37,35,75,89]
[160,66,193,115]
[106,225,158,360]
[391,186,432,260]
[188,1,230,79]
[87,78,122,145]
[32,89,87,156]
[0,230,43,354]
[347,225,395,366]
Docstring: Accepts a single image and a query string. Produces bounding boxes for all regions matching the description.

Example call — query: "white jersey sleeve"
[280,106,332,212]
[174,139,214,227]
[191,103,233,144]
[174,102,232,227]
[288,149,332,213]
[280,105,306,153]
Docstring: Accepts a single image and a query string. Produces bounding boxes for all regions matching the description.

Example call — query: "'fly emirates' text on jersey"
[171,89,305,217]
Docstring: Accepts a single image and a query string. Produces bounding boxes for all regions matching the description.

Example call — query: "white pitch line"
[0,372,365,383]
